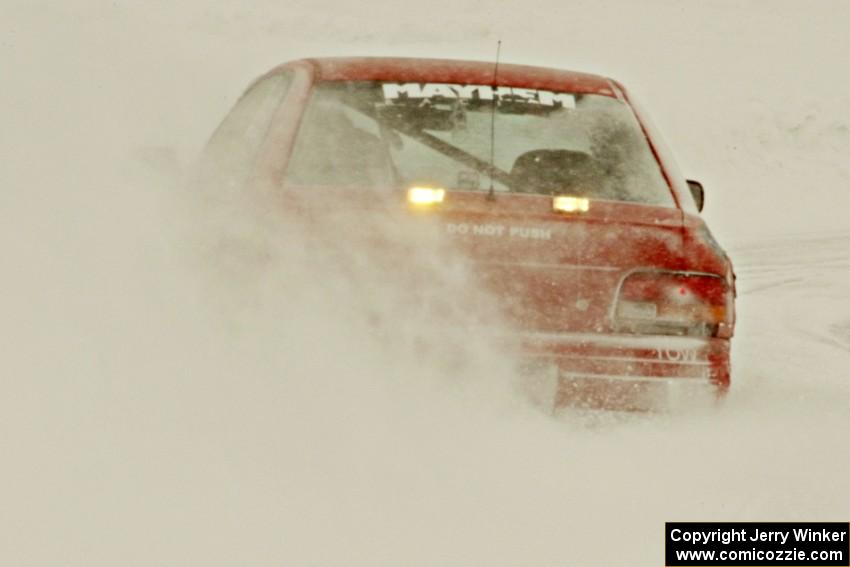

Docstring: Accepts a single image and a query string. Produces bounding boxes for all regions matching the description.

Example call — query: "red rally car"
[198,57,736,411]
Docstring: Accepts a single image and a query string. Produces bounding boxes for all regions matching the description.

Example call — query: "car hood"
[281,189,689,333]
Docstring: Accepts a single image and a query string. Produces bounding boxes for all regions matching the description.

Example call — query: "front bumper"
[516,332,731,412]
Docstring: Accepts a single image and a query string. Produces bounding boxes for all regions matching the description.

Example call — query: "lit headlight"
[552,195,589,213]
[407,186,446,206]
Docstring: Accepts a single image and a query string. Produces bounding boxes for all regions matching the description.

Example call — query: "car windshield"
[284,81,674,206]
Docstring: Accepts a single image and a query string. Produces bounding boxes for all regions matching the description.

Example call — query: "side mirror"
[686,179,705,212]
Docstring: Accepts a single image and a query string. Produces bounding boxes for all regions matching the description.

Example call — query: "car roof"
[281,57,619,97]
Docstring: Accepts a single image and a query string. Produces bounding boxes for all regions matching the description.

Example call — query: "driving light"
[407,186,446,206]
[552,195,589,213]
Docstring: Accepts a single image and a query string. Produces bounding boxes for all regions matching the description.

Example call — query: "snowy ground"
[2,1,848,565]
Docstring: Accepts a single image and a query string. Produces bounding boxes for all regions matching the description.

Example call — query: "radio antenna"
[487,39,502,201]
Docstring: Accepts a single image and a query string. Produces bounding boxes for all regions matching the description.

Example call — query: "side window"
[284,89,395,189]
[198,71,292,191]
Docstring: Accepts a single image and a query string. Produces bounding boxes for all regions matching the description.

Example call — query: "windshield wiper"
[391,122,515,189]
[346,100,515,191]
